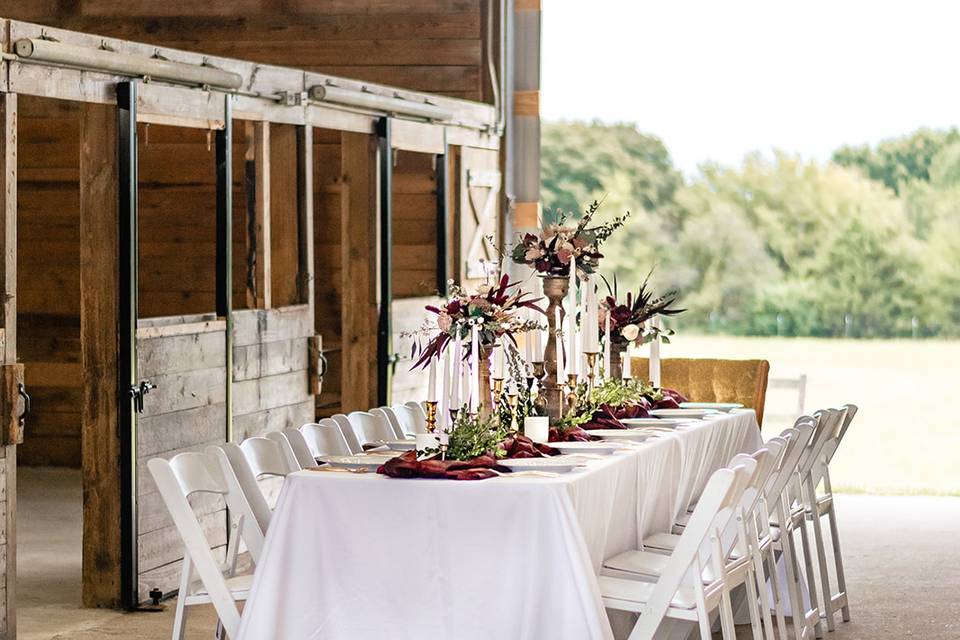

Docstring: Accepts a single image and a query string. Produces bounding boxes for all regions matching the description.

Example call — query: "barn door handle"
[17,383,30,426]
[317,352,328,378]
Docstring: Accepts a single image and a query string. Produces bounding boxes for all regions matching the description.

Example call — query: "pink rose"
[556,241,574,265]
[524,247,542,261]
[437,312,452,332]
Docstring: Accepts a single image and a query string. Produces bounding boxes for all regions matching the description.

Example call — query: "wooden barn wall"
[17,96,83,467]
[232,306,314,442]
[135,318,228,600]
[0,0,487,101]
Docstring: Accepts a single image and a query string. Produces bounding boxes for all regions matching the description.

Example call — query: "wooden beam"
[0,91,17,639]
[297,125,315,314]
[244,121,271,309]
[339,132,378,412]
[79,100,122,608]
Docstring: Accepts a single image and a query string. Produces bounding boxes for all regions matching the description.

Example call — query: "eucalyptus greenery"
[444,411,510,461]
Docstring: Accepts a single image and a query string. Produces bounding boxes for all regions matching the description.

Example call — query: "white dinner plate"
[620,417,688,428]
[498,457,583,473]
[650,408,719,419]
[589,429,655,442]
[383,440,417,451]
[549,441,623,455]
[317,455,394,471]
[679,402,744,412]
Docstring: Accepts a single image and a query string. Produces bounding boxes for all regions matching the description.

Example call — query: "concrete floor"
[15,467,960,639]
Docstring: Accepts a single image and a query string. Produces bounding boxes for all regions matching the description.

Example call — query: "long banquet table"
[236,411,763,640]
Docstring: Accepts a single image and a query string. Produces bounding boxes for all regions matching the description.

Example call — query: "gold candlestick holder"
[583,351,599,401]
[507,392,520,434]
[565,373,579,416]
[424,400,438,434]
[491,377,505,410]
[531,361,547,416]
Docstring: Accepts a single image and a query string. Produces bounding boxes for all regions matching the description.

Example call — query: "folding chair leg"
[172,555,192,640]
[718,589,738,640]
[750,545,776,640]
[797,518,823,638]
[215,619,225,640]
[779,526,810,640]
[827,503,851,622]
[805,479,835,632]
[743,564,765,640]
[765,546,788,640]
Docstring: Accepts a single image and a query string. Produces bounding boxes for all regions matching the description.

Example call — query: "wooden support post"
[0,91,17,638]
[297,125,315,313]
[244,121,271,309]
[80,101,122,608]
[339,132,378,412]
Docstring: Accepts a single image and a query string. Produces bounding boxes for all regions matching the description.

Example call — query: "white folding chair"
[206,443,268,566]
[798,406,854,632]
[371,407,405,440]
[280,427,318,469]
[266,431,304,471]
[331,413,362,454]
[148,453,250,640]
[403,400,428,428]
[346,410,395,448]
[623,452,772,640]
[300,420,352,458]
[600,464,747,639]
[392,403,426,436]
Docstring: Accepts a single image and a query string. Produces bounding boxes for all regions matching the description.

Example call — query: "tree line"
[541,121,960,338]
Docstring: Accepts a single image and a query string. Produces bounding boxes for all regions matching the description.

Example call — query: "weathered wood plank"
[139,367,227,418]
[232,370,309,417]
[138,509,226,573]
[232,399,315,441]
[231,306,312,347]
[269,124,300,307]
[137,403,227,459]
[79,100,121,608]
[245,121,271,309]
[232,337,308,382]
[137,330,226,378]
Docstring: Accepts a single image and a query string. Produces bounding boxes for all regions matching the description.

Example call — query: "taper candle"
[555,306,565,380]
[470,322,480,413]
[603,308,611,378]
[493,335,505,378]
[650,315,662,387]
[440,346,451,429]
[567,258,579,376]
[427,355,437,402]
[450,333,462,410]
[622,350,631,380]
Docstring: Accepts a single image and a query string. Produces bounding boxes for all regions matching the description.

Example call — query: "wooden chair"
[631,357,771,427]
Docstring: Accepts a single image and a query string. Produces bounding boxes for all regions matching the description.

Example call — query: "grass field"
[663,335,960,495]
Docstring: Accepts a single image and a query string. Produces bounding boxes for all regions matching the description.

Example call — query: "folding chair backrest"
[148,454,242,636]
[281,428,317,469]
[212,442,273,536]
[347,411,394,447]
[266,431,304,472]
[206,443,268,563]
[302,420,352,458]
[331,413,362,454]
[633,466,740,635]
[404,400,428,428]
[241,436,299,477]
[371,407,405,439]
[392,404,425,436]
[767,421,815,505]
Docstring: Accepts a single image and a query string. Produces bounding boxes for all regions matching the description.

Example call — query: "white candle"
[622,350,631,380]
[555,307,565,380]
[470,322,480,413]
[427,355,437,402]
[439,346,451,429]
[567,258,579,377]
[524,313,533,366]
[493,336,505,378]
[450,334,462,410]
[533,322,543,361]
[603,308,611,379]
[524,416,550,443]
[582,276,599,352]
[650,315,662,387]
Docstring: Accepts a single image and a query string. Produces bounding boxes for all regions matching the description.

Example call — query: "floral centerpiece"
[407,274,544,369]
[601,272,685,348]
[510,200,630,276]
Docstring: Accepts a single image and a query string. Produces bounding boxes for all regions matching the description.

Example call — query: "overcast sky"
[541,0,960,174]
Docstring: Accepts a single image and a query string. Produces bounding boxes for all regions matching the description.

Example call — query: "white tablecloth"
[237,411,762,640]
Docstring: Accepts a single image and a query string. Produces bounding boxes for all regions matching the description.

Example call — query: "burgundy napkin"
[377,435,559,480]
[548,425,599,442]
[653,387,689,409]
[582,402,650,430]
